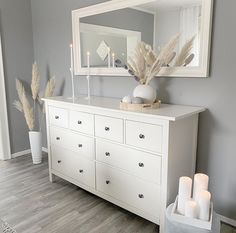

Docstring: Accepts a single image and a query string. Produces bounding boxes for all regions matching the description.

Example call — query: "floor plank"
[0,155,159,233]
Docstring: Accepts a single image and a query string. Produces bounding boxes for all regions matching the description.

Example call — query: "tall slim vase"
[29,131,42,164]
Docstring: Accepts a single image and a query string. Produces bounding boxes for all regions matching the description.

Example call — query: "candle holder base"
[170,196,213,230]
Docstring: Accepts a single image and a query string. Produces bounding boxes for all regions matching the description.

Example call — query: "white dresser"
[43,96,205,233]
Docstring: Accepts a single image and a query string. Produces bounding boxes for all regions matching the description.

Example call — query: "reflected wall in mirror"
[72,0,213,77]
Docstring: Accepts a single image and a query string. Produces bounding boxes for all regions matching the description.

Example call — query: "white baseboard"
[11,147,48,159]
[218,213,236,227]
[11,149,31,158]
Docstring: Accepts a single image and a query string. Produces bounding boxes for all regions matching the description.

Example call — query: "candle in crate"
[177,176,192,215]
[198,190,211,221]
[193,173,209,201]
[185,200,198,218]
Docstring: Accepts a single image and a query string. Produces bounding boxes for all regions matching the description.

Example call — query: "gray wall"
[0,0,34,154]
[30,0,236,220]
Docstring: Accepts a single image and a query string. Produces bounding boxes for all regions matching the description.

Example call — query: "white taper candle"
[198,190,211,221]
[185,200,198,218]
[70,44,75,101]
[107,47,111,68]
[86,51,91,100]
[112,53,115,68]
[193,173,209,201]
[177,176,192,215]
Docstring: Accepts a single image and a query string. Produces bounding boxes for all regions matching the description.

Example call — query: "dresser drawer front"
[96,163,161,217]
[96,140,161,184]
[49,107,68,128]
[95,115,123,143]
[126,121,163,153]
[50,127,95,159]
[70,111,94,135]
[51,146,95,188]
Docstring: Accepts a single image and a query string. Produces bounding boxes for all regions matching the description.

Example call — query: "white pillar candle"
[198,190,211,221]
[177,176,192,215]
[193,173,209,201]
[107,47,111,68]
[185,200,198,218]
[112,53,115,68]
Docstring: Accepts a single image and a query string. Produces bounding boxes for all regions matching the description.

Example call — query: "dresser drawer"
[50,127,95,159]
[126,121,163,153]
[51,146,95,188]
[49,107,68,128]
[69,111,94,135]
[95,115,123,143]
[96,140,161,184]
[96,163,161,217]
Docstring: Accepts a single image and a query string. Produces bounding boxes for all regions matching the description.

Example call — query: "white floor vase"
[29,131,42,164]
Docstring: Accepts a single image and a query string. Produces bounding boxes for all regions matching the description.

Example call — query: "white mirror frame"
[72,0,213,78]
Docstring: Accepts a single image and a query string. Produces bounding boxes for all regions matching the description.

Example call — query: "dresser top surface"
[43,96,205,121]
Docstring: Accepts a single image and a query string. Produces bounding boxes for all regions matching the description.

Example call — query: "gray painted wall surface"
[0,0,34,154]
[81,8,154,46]
[30,0,236,220]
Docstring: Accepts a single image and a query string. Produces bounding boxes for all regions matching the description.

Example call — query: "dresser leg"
[49,173,55,183]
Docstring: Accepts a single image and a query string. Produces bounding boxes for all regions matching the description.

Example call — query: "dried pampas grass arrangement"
[128,34,179,85]
[13,62,56,131]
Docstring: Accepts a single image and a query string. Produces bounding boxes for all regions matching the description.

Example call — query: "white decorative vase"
[133,84,157,104]
[29,131,42,164]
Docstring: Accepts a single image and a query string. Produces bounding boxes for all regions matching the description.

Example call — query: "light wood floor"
[0,154,159,233]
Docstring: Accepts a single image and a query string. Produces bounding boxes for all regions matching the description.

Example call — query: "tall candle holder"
[86,51,91,100]
[70,44,75,102]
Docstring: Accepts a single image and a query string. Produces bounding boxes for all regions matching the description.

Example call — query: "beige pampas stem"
[31,62,40,101]
[175,36,195,67]
[13,100,23,112]
[16,79,24,104]
[22,90,34,131]
[44,77,56,98]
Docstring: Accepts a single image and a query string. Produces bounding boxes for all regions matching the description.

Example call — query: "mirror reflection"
[79,0,202,69]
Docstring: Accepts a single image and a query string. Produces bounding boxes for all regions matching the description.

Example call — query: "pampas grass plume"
[22,90,34,131]
[31,62,40,101]
[44,77,56,98]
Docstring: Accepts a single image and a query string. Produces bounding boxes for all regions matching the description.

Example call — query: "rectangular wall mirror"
[72,0,213,77]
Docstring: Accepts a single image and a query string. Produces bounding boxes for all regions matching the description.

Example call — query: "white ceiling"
[138,0,202,11]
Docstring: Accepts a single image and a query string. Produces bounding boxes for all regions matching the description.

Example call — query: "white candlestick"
[185,200,198,218]
[177,176,192,215]
[86,51,91,100]
[70,44,75,101]
[198,190,211,221]
[112,53,115,68]
[193,173,209,201]
[107,47,111,68]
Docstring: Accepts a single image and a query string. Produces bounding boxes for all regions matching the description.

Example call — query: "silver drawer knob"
[56,137,60,140]
[106,180,110,184]
[55,116,59,119]
[79,169,83,173]
[139,163,144,167]
[57,160,62,164]
[78,120,82,125]
[105,127,110,131]
[78,144,83,148]
[138,194,144,199]
[139,134,145,139]
[105,152,110,156]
